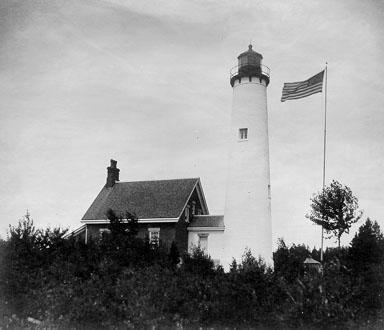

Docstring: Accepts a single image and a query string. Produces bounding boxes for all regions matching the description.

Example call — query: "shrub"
[1,214,384,328]
[273,238,312,282]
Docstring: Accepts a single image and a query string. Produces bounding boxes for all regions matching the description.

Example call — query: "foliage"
[217,250,283,326]
[349,218,384,271]
[307,180,362,247]
[1,213,383,328]
[273,238,311,282]
[0,212,68,317]
[106,208,138,239]
[180,247,216,276]
[168,241,180,266]
[348,218,384,316]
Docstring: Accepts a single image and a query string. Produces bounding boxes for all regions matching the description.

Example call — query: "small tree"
[106,208,138,239]
[181,247,216,276]
[348,219,384,314]
[349,218,384,272]
[168,241,180,266]
[273,239,311,282]
[307,180,362,248]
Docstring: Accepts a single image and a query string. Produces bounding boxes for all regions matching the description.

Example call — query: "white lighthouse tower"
[223,45,272,267]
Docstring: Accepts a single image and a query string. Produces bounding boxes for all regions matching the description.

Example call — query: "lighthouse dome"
[238,44,263,65]
[230,44,270,87]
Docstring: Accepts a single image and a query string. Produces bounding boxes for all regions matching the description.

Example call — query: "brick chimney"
[106,159,120,188]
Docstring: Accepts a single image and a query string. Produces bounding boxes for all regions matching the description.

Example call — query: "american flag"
[281,70,324,102]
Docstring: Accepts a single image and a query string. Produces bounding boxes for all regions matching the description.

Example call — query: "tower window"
[239,128,248,140]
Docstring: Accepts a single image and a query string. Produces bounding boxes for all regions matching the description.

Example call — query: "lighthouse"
[223,45,272,267]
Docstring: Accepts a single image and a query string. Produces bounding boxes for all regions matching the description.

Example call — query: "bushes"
[348,219,384,317]
[272,230,384,327]
[1,216,383,328]
[273,239,311,282]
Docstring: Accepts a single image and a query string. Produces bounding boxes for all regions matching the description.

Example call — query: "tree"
[348,219,384,314]
[106,208,138,239]
[273,239,311,282]
[168,241,180,266]
[349,218,384,272]
[1,211,69,318]
[181,247,216,276]
[307,180,362,248]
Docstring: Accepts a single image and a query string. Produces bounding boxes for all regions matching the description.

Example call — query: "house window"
[198,233,209,252]
[99,228,111,237]
[239,128,248,140]
[148,228,160,245]
[191,201,196,215]
[185,205,190,223]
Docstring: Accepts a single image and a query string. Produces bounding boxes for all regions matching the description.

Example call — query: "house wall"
[77,230,86,242]
[176,188,206,252]
[86,223,176,248]
[137,223,176,248]
[85,219,191,253]
[83,185,205,254]
[175,216,189,253]
[86,224,109,239]
[188,230,225,266]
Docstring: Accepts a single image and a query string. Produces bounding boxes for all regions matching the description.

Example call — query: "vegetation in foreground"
[0,211,383,328]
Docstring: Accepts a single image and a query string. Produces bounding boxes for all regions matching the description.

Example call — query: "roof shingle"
[82,178,200,220]
[189,215,225,228]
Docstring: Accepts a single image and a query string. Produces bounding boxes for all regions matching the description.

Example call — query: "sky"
[1,0,384,250]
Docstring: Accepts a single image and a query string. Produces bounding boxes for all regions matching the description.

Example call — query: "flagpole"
[320,63,328,263]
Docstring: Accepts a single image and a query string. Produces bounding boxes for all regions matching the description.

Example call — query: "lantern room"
[230,44,270,87]
[238,44,262,69]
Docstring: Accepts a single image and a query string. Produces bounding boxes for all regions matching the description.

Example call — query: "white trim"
[139,218,178,223]
[196,179,209,214]
[178,181,198,219]
[81,217,179,224]
[192,214,223,218]
[187,226,225,232]
[177,179,209,219]
[81,220,109,224]
[63,224,86,238]
[233,80,266,88]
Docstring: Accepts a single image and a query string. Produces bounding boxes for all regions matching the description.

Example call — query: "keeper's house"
[71,159,225,263]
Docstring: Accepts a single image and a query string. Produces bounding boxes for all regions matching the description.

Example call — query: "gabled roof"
[82,178,208,221]
[189,215,225,229]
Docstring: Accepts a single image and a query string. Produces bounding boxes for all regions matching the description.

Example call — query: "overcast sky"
[1,0,383,249]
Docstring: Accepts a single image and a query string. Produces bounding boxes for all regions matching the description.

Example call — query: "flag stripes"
[281,70,324,102]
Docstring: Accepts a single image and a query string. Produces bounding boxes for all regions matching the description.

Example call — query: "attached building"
[71,160,225,263]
